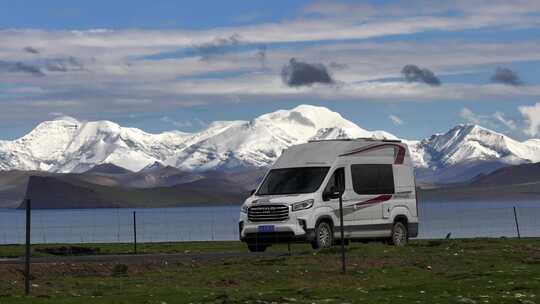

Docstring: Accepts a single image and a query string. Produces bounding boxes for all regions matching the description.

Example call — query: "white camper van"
[239,138,418,252]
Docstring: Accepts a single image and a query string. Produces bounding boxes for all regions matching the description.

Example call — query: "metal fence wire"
[1,202,539,245]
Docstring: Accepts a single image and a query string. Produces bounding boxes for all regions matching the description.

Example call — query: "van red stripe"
[353,194,392,208]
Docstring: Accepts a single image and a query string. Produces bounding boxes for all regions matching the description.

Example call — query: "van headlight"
[291,199,314,212]
[241,204,249,213]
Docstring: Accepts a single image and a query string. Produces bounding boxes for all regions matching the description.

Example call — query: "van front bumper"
[241,231,314,244]
[239,219,315,244]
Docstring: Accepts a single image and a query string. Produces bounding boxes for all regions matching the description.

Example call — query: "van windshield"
[256,167,330,195]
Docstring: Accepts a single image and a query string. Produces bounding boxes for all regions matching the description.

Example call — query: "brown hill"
[19,173,253,209]
[470,162,540,186]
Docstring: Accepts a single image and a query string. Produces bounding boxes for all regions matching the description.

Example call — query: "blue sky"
[0,0,307,30]
[1,0,540,140]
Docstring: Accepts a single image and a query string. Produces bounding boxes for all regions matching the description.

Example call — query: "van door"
[322,168,354,236]
[348,164,395,235]
[392,165,416,216]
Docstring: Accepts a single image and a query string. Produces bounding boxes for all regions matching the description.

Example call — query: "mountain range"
[0,104,539,208]
[1,105,539,175]
[0,105,396,173]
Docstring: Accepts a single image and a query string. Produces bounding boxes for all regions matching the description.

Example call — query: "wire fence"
[0,207,240,244]
[1,202,539,245]
[419,204,540,239]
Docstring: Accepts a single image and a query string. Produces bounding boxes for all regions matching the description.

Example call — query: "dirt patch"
[0,255,242,284]
[213,278,241,288]
[0,262,112,282]
[511,243,540,263]
[35,246,101,256]
[513,244,540,263]
[512,243,540,254]
[347,256,406,270]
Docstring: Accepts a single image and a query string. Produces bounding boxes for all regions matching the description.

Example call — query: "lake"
[0,201,539,244]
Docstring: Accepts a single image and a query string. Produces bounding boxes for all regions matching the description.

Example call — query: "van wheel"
[247,243,267,252]
[311,221,333,250]
[389,222,408,246]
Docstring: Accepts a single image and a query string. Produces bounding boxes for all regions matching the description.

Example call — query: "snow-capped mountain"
[0,105,394,173]
[0,105,539,177]
[0,117,189,172]
[408,124,540,169]
[169,105,396,171]
[406,124,540,183]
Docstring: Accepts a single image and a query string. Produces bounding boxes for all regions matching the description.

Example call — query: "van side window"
[351,164,395,195]
[324,168,345,194]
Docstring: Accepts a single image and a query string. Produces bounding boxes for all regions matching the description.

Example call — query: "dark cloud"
[12,62,45,76]
[256,45,267,68]
[23,46,40,54]
[328,62,348,70]
[194,34,241,61]
[0,60,45,77]
[401,64,441,86]
[491,67,522,86]
[0,56,85,77]
[281,58,334,87]
[44,56,85,72]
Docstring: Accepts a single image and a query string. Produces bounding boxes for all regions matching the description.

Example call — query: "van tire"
[311,221,333,250]
[247,243,267,252]
[388,221,408,246]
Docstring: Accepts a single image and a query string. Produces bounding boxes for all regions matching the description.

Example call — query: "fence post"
[133,211,137,254]
[513,206,521,239]
[211,211,215,241]
[339,193,346,274]
[24,198,31,296]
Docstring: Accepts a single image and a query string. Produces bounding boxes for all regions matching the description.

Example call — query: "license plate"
[258,225,275,233]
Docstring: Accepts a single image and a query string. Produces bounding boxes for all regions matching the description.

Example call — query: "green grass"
[2,238,540,303]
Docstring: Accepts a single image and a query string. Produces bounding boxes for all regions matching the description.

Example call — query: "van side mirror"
[322,186,342,201]
[249,189,256,196]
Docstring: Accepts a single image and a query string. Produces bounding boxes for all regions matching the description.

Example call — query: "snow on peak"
[169,105,396,171]
[0,105,538,173]
[253,104,395,141]
[0,105,400,172]
[253,104,352,130]
[409,122,540,169]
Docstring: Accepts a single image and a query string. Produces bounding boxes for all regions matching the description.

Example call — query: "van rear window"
[351,164,395,195]
[256,167,329,195]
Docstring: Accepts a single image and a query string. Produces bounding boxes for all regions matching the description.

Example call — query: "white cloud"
[519,102,540,136]
[460,107,517,132]
[493,111,516,130]
[114,98,152,105]
[389,115,403,126]
[48,112,65,117]
[28,100,81,107]
[47,112,79,124]
[305,0,540,19]
[0,1,539,125]
[460,107,482,124]
[160,116,193,129]
[193,118,207,127]
[5,86,44,94]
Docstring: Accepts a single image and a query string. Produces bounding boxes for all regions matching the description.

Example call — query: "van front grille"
[248,204,289,222]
